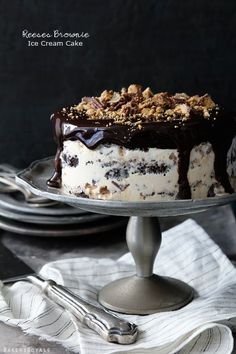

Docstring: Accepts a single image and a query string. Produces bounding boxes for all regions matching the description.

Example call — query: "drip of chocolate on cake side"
[48,84,236,199]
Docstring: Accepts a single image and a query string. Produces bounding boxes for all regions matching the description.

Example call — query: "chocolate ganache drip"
[47,84,236,199]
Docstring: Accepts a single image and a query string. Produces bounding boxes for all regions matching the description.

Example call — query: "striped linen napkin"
[0,219,236,354]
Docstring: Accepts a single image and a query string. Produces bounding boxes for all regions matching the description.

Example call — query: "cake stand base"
[98,216,194,314]
[99,274,193,314]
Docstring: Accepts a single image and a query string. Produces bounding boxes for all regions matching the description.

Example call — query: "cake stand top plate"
[16,157,236,217]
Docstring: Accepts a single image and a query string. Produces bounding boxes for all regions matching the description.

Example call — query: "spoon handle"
[27,275,138,344]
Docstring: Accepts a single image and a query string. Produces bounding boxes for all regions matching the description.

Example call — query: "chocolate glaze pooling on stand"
[47,108,236,200]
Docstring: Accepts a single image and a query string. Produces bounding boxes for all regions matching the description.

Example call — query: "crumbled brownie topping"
[64,84,218,125]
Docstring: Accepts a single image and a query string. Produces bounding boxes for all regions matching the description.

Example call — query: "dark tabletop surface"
[0,205,236,353]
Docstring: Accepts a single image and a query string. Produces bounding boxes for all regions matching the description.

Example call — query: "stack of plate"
[0,193,127,237]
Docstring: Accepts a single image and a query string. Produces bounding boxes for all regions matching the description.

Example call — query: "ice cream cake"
[48,85,236,201]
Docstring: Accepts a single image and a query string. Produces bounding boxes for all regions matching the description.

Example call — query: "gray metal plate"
[0,192,86,215]
[16,157,236,217]
[0,215,127,237]
[0,206,109,225]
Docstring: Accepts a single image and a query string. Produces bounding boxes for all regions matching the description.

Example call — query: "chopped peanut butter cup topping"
[66,84,218,124]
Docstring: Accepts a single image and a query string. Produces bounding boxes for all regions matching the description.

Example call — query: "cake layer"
[48,85,236,200]
[59,140,230,201]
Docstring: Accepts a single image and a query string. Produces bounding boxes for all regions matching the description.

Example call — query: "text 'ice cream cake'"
[48,84,236,201]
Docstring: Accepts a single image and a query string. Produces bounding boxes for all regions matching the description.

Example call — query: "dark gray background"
[0,0,236,167]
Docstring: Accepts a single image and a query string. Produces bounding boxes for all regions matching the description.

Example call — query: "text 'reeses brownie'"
[48,84,236,201]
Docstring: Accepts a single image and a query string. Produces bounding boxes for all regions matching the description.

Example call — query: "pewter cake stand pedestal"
[16,157,236,315]
[98,216,193,314]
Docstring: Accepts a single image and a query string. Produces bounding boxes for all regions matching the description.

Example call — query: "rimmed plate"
[16,157,236,217]
[0,206,109,225]
[0,192,86,215]
[0,215,127,237]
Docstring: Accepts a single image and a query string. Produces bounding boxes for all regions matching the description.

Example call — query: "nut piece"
[142,87,153,99]
[100,90,113,102]
[127,84,142,94]
[109,92,121,104]
[174,104,190,117]
[174,93,190,102]
[199,94,216,109]
[154,92,174,107]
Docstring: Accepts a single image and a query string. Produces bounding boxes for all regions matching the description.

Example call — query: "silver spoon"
[0,165,57,207]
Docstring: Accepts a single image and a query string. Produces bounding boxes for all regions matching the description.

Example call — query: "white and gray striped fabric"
[0,219,235,354]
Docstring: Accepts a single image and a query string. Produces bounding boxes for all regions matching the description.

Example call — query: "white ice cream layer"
[60,140,235,201]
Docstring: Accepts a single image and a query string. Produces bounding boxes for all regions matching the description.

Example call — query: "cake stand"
[16,157,236,315]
